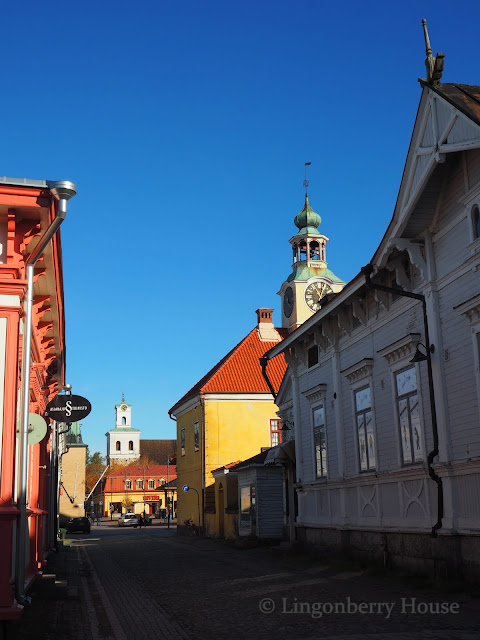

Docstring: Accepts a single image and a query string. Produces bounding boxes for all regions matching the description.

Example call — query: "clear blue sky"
[3,1,480,456]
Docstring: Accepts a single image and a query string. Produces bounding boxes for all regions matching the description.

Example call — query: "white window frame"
[342,358,377,474]
[378,334,426,468]
[455,294,480,419]
[394,365,424,465]
[302,384,328,481]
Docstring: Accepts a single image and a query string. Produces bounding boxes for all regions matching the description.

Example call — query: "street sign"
[45,394,92,422]
[182,484,189,492]
[99,501,103,506]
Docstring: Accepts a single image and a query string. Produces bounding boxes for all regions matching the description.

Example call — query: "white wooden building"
[263,61,480,579]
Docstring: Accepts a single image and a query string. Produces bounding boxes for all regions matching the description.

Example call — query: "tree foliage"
[85,451,106,495]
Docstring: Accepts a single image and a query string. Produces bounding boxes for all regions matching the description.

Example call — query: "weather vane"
[422,19,444,85]
[304,161,311,196]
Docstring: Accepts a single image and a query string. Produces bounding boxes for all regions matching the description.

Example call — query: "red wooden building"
[0,177,75,622]
[96,464,177,518]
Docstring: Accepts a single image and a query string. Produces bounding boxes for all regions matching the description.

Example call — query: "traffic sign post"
[182,485,200,529]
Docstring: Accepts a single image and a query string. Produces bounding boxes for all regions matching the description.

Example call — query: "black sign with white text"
[45,394,92,422]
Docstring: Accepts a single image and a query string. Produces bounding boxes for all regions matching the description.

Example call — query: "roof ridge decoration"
[422,19,444,86]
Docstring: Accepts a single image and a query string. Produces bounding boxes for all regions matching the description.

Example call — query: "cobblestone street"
[15,522,480,640]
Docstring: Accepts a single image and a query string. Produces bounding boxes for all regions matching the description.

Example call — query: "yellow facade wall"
[176,403,203,527]
[59,445,87,522]
[176,396,278,535]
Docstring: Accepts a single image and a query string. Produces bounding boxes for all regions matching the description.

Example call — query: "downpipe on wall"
[15,182,76,606]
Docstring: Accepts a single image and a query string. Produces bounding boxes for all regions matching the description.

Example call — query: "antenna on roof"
[422,19,445,85]
[303,162,311,197]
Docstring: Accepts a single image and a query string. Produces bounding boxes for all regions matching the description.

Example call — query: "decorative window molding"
[454,293,480,325]
[341,358,374,384]
[354,386,376,471]
[395,366,424,464]
[313,404,327,478]
[377,333,421,366]
[302,383,327,405]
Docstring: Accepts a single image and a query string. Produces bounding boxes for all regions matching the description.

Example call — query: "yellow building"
[169,309,287,537]
[59,422,87,525]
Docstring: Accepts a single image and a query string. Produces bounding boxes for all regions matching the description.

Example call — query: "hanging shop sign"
[45,394,92,422]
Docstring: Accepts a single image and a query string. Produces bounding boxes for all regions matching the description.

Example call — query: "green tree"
[85,451,106,495]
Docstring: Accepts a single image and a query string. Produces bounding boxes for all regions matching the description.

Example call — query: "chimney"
[256,308,279,342]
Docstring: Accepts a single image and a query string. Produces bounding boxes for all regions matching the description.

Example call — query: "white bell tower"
[106,393,141,465]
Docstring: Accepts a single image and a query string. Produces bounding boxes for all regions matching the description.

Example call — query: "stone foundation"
[297,526,480,583]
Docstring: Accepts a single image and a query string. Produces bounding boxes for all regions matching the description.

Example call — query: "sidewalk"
[15,518,177,639]
[15,541,91,640]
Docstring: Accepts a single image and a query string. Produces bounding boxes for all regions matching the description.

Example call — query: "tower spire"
[421,19,445,85]
[303,162,311,198]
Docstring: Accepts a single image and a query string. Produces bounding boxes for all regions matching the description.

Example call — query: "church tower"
[105,394,141,465]
[278,187,345,332]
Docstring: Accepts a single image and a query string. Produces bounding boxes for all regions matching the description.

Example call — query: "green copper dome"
[294,196,321,234]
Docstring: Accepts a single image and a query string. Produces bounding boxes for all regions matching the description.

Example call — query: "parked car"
[65,517,91,534]
[118,513,139,527]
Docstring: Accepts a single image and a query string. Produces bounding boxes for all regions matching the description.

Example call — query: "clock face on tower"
[305,281,333,312]
[283,286,294,318]
[121,404,128,411]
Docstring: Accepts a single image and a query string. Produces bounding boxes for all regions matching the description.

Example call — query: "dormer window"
[473,204,480,240]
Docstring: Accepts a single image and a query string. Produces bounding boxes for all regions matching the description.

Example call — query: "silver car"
[118,513,138,527]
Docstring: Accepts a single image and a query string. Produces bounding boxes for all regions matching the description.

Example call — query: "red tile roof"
[170,326,287,413]
[107,464,176,479]
[211,460,242,474]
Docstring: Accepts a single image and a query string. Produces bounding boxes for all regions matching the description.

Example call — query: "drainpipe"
[15,181,76,605]
[361,264,443,537]
[259,357,277,401]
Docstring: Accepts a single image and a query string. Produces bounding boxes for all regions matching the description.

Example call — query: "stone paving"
[14,520,480,640]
